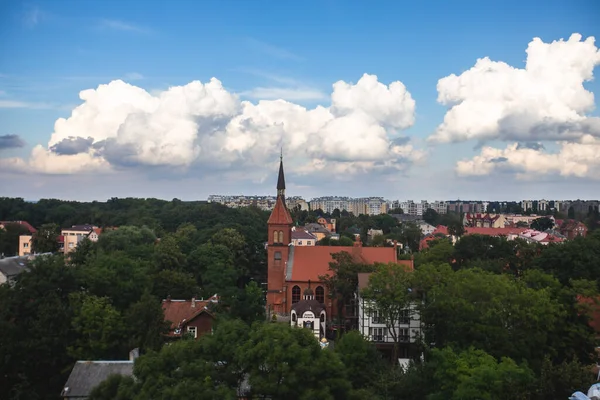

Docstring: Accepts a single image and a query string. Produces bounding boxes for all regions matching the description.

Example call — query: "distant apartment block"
[207,195,308,212]
[447,201,485,214]
[393,200,447,216]
[309,196,388,216]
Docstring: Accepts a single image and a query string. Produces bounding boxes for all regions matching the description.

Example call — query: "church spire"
[277,149,286,198]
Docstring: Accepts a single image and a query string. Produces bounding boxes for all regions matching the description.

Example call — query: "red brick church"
[266,156,413,318]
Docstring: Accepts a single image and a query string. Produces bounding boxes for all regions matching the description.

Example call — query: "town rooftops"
[0,220,37,233]
[286,246,413,282]
[61,360,134,398]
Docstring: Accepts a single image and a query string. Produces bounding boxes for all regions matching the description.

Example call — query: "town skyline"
[1,0,599,201]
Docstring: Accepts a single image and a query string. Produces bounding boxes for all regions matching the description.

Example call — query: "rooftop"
[61,360,134,398]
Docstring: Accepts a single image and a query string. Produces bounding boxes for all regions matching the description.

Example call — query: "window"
[315,286,325,303]
[274,251,282,260]
[292,285,301,304]
[400,309,410,324]
[23,243,29,248]
[187,326,197,338]
[371,310,384,324]
[298,240,303,245]
[370,327,385,342]
[278,231,284,244]
[273,230,279,244]
[399,328,410,342]
[291,313,297,323]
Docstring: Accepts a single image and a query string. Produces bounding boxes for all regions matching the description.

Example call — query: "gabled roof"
[162,296,217,336]
[267,196,293,225]
[62,361,133,398]
[287,246,412,282]
[0,220,36,233]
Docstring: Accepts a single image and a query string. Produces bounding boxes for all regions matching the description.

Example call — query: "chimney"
[166,295,171,302]
[129,348,139,361]
[191,297,196,308]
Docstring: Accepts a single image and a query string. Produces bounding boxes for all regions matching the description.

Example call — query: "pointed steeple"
[277,149,286,197]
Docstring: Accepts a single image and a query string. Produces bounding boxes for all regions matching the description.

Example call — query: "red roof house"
[162,295,218,339]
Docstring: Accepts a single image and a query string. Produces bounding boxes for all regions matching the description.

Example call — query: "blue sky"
[0,0,599,201]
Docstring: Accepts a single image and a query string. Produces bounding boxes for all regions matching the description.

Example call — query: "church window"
[292,313,297,323]
[315,286,325,303]
[292,285,301,304]
[274,251,282,260]
[273,230,279,244]
[278,231,284,244]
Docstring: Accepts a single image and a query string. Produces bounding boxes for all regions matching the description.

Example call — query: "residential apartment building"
[447,201,485,214]
[62,225,101,254]
[397,200,447,216]
[309,196,388,215]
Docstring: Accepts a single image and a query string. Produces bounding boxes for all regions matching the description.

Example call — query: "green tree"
[428,347,535,400]
[154,234,186,270]
[319,251,374,322]
[447,220,465,238]
[531,217,554,231]
[68,294,127,360]
[335,330,382,390]
[68,236,95,266]
[124,292,168,351]
[32,223,60,253]
[361,263,415,358]
[226,281,266,324]
[239,323,351,399]
[423,208,441,226]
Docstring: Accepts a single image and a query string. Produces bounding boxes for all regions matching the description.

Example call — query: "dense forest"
[1,197,600,399]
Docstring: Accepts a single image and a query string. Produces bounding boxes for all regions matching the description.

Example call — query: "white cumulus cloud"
[430,33,600,144]
[1,74,422,177]
[455,135,600,179]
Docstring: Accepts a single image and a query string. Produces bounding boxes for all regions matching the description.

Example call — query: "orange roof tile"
[288,246,411,282]
[267,196,293,225]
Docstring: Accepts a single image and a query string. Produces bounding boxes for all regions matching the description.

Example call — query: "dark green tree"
[32,223,60,253]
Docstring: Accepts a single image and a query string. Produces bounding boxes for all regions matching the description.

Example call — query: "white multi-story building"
[357,272,422,366]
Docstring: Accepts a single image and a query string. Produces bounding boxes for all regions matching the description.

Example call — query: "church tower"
[266,154,293,314]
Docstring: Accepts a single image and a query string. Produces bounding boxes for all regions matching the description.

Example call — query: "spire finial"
[280,147,283,162]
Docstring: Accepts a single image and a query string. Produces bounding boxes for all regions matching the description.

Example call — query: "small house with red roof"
[161,295,218,339]
[266,156,413,319]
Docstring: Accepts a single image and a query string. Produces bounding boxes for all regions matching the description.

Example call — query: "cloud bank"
[0,74,423,177]
[430,33,600,179]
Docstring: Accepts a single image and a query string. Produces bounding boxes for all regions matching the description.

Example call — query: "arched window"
[291,313,297,323]
[274,251,282,260]
[315,286,325,303]
[273,230,279,244]
[292,285,301,304]
[278,230,284,244]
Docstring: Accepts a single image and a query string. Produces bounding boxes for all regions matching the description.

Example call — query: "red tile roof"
[267,196,293,225]
[288,246,412,282]
[162,297,217,336]
[0,220,37,234]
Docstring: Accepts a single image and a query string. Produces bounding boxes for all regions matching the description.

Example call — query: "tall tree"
[32,223,60,253]
[361,263,415,358]
[320,251,374,322]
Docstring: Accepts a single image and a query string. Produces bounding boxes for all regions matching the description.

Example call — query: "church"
[266,156,414,326]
